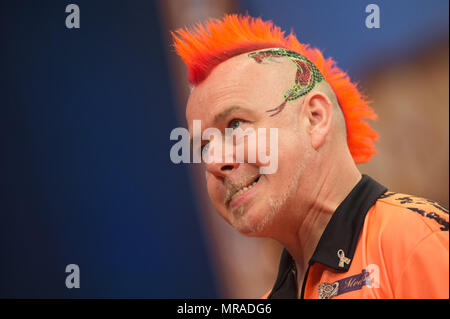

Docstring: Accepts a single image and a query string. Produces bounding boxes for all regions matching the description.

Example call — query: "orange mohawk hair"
[171,14,379,164]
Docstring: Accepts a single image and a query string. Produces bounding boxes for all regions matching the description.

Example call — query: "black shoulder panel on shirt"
[379,192,449,231]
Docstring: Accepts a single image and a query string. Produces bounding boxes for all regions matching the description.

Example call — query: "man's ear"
[303,91,333,150]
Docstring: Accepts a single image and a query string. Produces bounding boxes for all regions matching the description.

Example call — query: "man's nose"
[202,138,240,177]
[205,161,240,178]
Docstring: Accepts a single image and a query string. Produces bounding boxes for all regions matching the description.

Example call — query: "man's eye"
[228,119,245,130]
[201,142,210,155]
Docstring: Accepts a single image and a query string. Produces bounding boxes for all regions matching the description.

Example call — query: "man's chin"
[228,204,274,237]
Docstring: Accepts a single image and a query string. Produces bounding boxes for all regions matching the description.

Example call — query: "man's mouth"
[226,175,261,206]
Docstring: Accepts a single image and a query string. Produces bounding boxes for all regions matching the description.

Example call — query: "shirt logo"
[337,249,351,268]
[318,282,340,299]
[318,264,380,299]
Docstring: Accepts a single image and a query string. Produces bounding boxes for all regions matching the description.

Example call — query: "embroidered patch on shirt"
[318,267,376,299]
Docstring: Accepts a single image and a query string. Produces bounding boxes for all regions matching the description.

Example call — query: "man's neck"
[280,157,362,296]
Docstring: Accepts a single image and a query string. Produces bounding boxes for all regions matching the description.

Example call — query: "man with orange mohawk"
[172,15,449,299]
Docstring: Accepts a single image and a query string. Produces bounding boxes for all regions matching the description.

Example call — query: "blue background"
[0,0,217,298]
[242,0,449,79]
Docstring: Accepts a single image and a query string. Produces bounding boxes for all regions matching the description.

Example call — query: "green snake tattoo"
[248,48,325,116]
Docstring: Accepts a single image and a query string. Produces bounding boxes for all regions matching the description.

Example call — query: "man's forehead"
[186,51,295,128]
[202,49,294,85]
[190,54,259,98]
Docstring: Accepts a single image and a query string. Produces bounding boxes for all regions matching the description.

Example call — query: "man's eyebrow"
[213,105,242,124]
[189,106,244,149]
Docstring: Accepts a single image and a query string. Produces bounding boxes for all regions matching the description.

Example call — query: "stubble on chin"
[265,160,308,232]
[226,153,309,236]
[227,203,260,235]
[229,166,303,236]
[234,205,245,217]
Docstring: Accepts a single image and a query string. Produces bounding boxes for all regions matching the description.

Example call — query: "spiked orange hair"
[172,14,378,164]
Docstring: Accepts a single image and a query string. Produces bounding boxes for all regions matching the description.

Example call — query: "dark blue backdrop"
[0,0,218,298]
[242,0,449,79]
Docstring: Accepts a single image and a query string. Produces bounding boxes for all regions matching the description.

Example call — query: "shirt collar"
[268,174,387,298]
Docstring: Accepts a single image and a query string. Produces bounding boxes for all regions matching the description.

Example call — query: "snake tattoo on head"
[248,48,325,116]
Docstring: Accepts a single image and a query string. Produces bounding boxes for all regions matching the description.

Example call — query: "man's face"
[186,52,314,236]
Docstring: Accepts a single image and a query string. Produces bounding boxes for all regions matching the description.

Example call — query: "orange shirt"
[265,175,449,299]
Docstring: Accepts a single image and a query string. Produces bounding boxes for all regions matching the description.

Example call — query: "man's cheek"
[253,128,279,174]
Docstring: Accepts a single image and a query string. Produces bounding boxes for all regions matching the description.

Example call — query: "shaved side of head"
[243,48,347,141]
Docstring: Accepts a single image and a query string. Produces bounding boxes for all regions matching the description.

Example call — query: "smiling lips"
[225,175,261,206]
